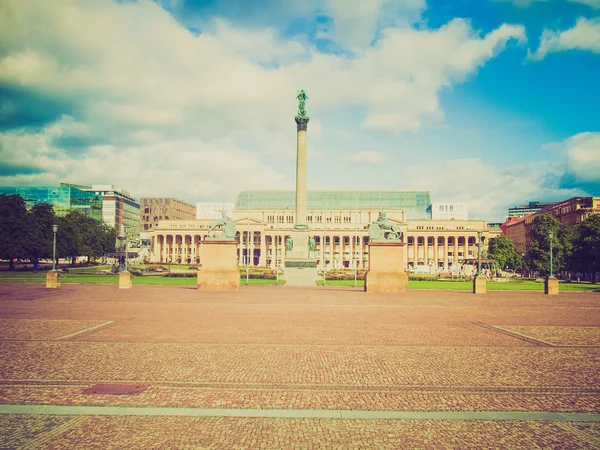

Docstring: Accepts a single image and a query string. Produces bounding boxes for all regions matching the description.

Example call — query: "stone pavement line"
[485,324,556,347]
[1,405,600,421]
[54,320,115,340]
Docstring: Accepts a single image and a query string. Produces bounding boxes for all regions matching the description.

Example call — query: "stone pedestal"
[197,240,240,291]
[46,270,60,289]
[364,242,408,293]
[119,271,132,289]
[284,229,319,286]
[473,275,486,294]
[545,276,559,295]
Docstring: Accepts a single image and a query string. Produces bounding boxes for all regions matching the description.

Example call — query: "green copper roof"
[235,190,431,219]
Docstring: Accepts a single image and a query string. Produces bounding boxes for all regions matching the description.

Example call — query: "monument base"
[364,241,408,293]
[473,275,486,294]
[197,240,240,291]
[284,258,319,287]
[545,276,559,295]
[283,229,318,286]
[119,271,132,289]
[46,270,60,289]
[365,270,408,293]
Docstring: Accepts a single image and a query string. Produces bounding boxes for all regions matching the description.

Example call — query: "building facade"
[82,185,140,239]
[196,202,235,220]
[141,198,196,231]
[508,201,557,218]
[505,197,600,252]
[149,190,489,271]
[429,203,468,220]
[0,185,103,221]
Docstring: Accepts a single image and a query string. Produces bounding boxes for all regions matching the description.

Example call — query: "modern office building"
[429,202,468,220]
[148,190,489,271]
[80,185,140,239]
[196,202,235,220]
[508,201,557,218]
[0,185,103,220]
[141,198,196,231]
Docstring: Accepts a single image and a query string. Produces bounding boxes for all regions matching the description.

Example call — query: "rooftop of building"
[234,190,432,220]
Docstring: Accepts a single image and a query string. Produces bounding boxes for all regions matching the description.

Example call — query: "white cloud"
[529,17,600,60]
[400,158,586,220]
[0,0,527,201]
[563,132,600,183]
[321,0,426,51]
[349,150,389,165]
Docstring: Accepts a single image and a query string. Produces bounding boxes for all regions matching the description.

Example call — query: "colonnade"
[151,229,484,271]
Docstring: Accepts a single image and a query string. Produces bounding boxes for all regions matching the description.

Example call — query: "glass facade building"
[0,186,103,221]
[235,190,432,220]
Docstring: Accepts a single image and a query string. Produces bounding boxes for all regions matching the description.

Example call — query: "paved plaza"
[0,283,599,448]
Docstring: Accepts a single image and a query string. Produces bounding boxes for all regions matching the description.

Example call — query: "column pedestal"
[283,229,318,286]
[197,240,240,291]
[545,276,559,295]
[46,270,60,289]
[119,271,132,289]
[364,242,408,293]
[473,275,486,294]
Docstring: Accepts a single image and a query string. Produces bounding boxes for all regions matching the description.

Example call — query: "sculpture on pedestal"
[207,210,237,240]
[368,212,403,241]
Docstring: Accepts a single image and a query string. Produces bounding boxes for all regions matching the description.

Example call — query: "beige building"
[149,190,489,271]
[140,198,196,232]
[505,196,600,253]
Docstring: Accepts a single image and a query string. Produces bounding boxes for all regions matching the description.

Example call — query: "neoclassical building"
[149,190,491,271]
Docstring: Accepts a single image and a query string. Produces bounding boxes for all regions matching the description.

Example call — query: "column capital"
[295,116,310,131]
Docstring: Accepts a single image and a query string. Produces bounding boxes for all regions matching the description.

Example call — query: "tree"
[569,215,600,283]
[57,210,116,264]
[488,235,522,271]
[0,195,27,270]
[524,213,570,275]
[23,203,56,265]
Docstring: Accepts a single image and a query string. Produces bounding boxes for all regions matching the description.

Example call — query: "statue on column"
[296,90,309,118]
[368,212,403,241]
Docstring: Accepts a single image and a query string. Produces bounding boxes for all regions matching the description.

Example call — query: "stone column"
[443,236,449,271]
[259,231,266,266]
[423,235,429,266]
[453,236,459,270]
[295,116,309,226]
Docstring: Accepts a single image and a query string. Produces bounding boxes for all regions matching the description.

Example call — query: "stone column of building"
[295,115,309,226]
[453,236,459,270]
[433,236,439,269]
[259,231,266,266]
[155,236,161,264]
[423,235,429,266]
[191,235,196,264]
[443,236,449,271]
[329,235,334,269]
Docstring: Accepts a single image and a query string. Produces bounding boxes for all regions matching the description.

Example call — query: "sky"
[0,0,598,222]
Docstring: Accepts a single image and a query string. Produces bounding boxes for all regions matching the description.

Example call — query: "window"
[267,215,274,223]
[334,215,341,224]
[286,215,293,223]
[307,216,313,223]
[315,216,322,224]
[343,216,351,224]
[343,237,349,245]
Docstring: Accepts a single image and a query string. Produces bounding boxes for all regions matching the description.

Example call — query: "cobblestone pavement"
[0,282,599,448]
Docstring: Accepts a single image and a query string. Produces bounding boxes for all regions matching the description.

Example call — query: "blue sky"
[0,0,598,221]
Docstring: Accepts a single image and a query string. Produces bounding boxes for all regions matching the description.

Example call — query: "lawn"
[0,272,597,291]
[0,272,282,286]
[317,278,599,291]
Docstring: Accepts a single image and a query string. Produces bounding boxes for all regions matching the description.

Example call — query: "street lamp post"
[549,231,554,278]
[477,231,483,276]
[52,224,58,271]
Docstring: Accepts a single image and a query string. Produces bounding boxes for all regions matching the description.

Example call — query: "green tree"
[23,203,56,265]
[57,210,116,265]
[0,195,27,270]
[488,235,522,271]
[569,215,600,283]
[524,213,570,275]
